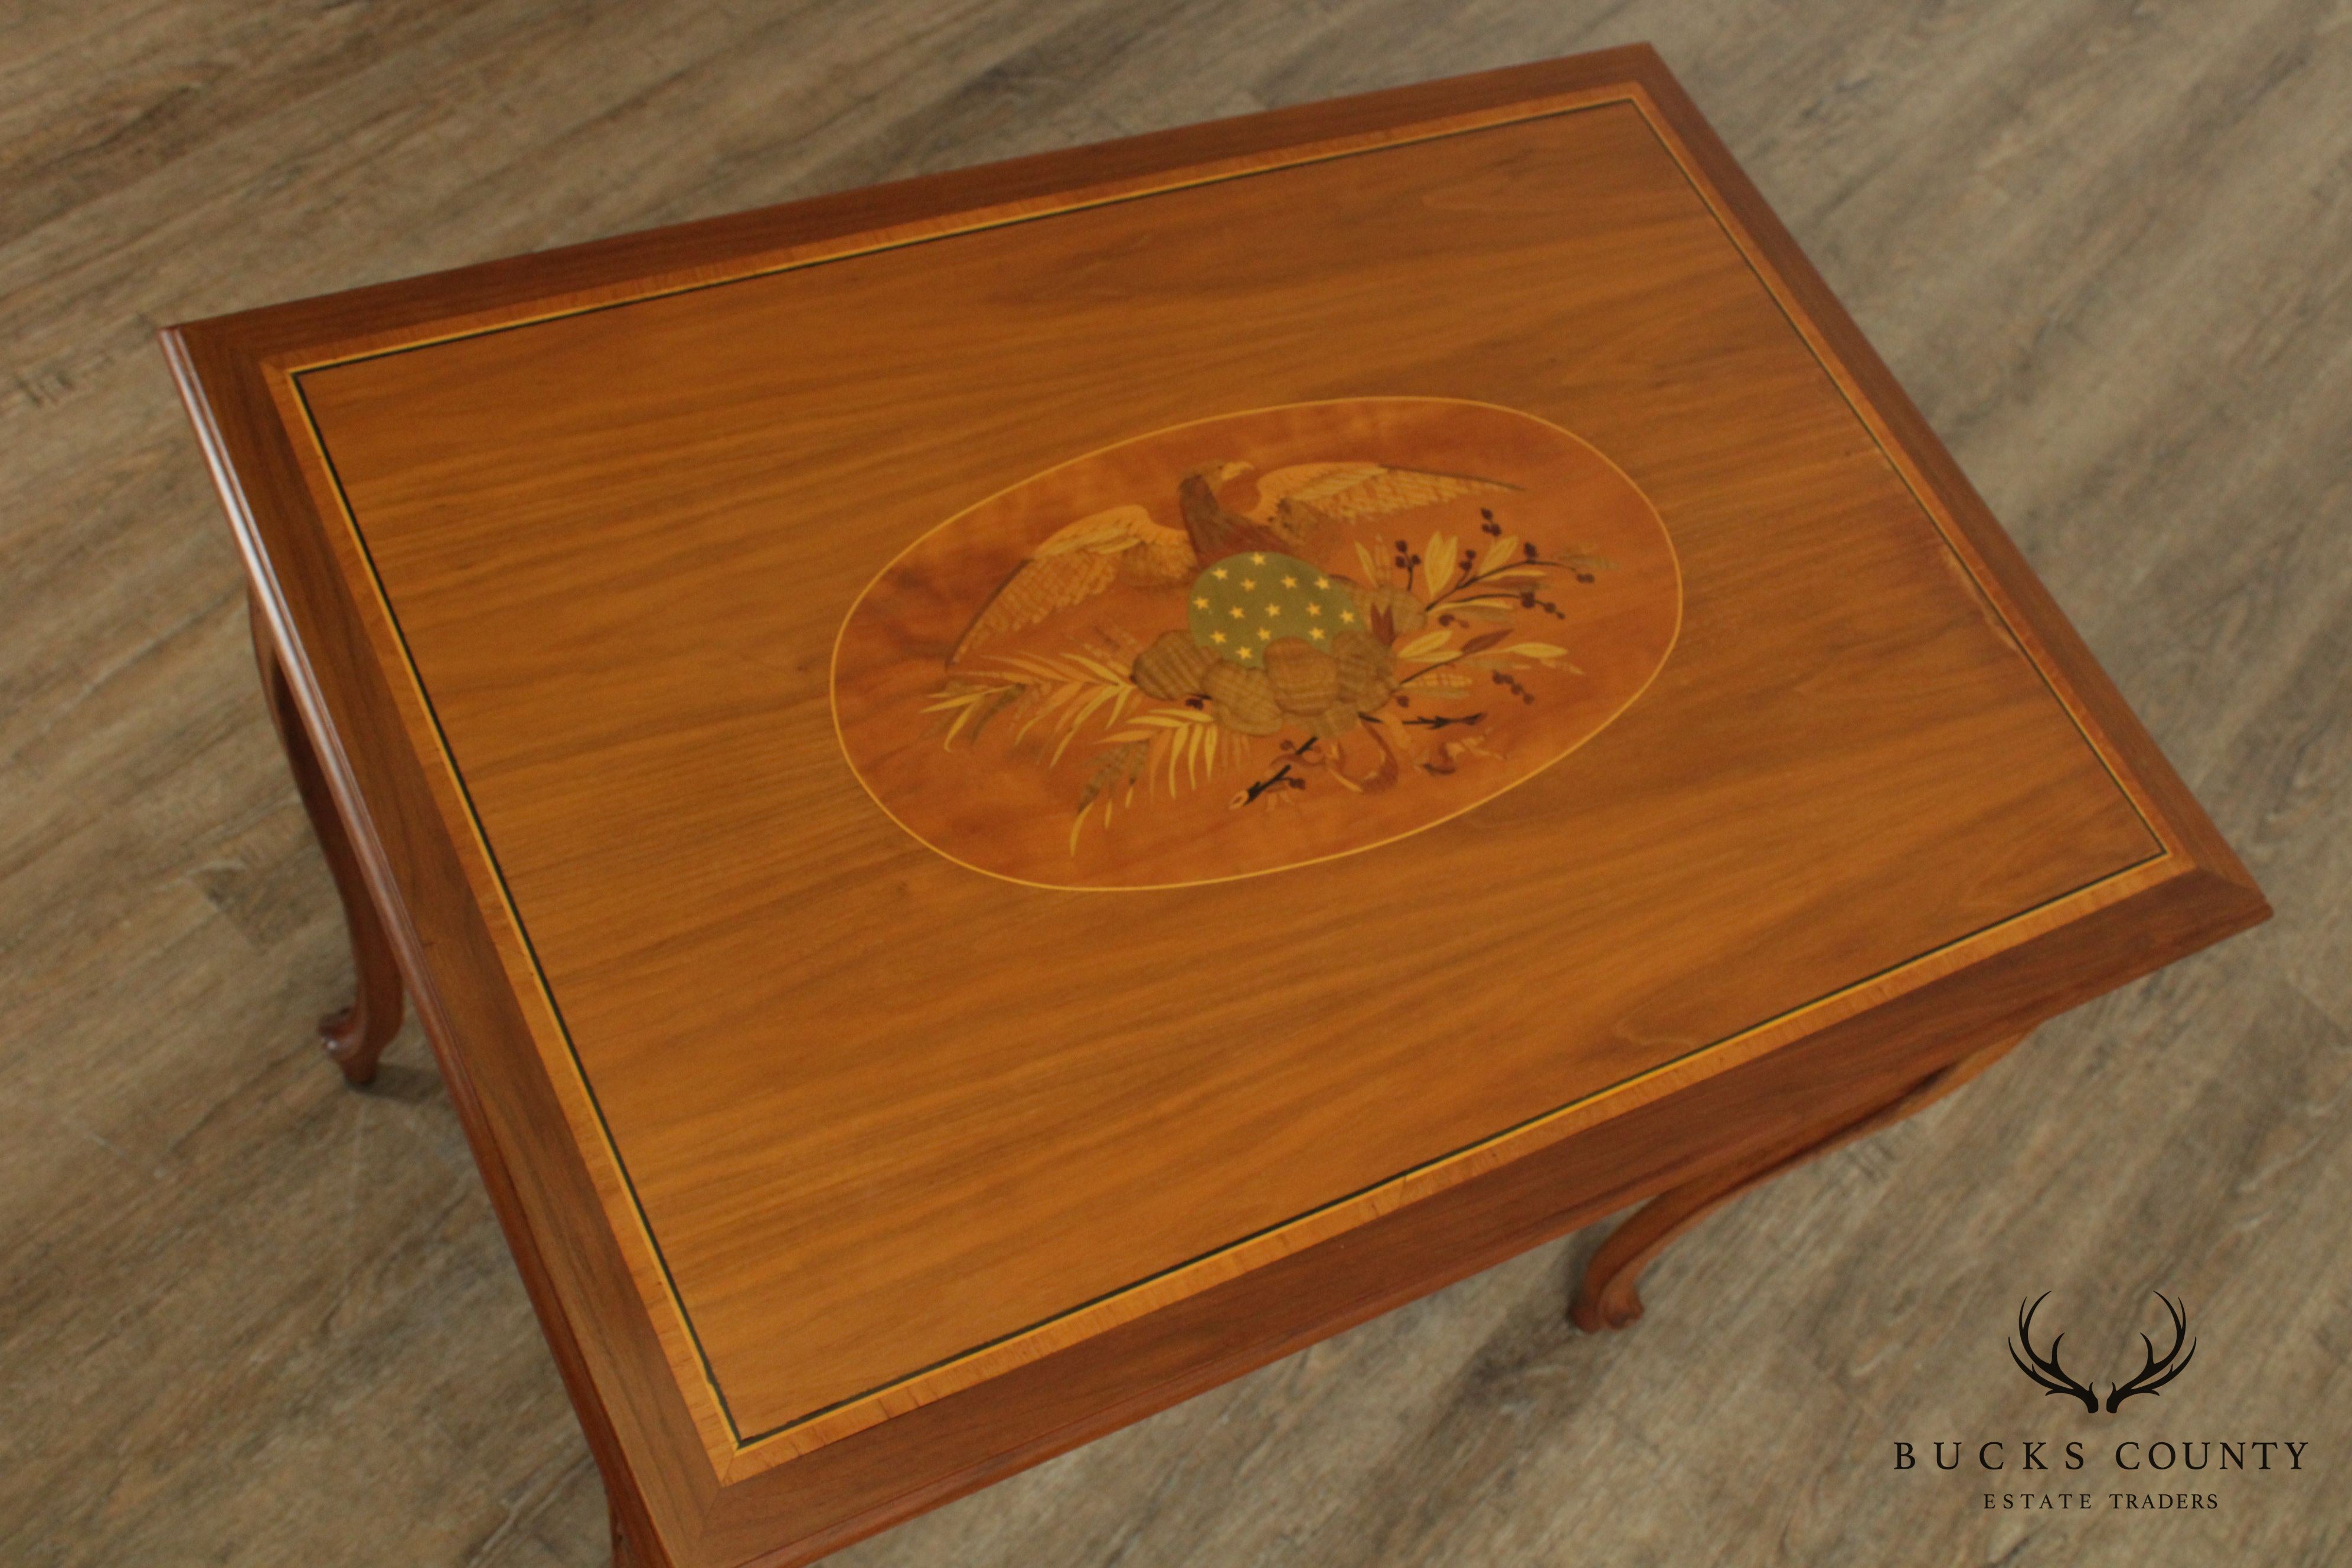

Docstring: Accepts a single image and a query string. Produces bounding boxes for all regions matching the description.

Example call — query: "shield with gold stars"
[1188,553,1357,663]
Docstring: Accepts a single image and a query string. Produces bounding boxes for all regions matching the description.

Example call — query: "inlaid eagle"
[951,459,1517,663]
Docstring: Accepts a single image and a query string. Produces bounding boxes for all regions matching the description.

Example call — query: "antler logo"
[2008,1292,2197,1415]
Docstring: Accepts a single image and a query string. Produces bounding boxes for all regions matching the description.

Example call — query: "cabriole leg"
[247,590,404,1086]
[610,1493,648,1567]
[1570,1032,2028,1331]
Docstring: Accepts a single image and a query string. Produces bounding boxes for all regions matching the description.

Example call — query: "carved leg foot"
[1570,1031,2027,1332]
[249,592,404,1086]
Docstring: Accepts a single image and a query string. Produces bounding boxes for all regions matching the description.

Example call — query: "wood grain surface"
[166,49,2263,1565]
[254,69,2223,1481]
[3,5,2345,1568]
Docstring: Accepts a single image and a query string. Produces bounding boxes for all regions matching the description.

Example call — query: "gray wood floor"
[4,2,2348,1564]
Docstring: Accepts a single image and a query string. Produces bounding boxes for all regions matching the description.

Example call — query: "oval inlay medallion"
[831,397,1680,890]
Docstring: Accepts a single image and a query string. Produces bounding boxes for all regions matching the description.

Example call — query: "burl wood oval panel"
[832,398,1680,889]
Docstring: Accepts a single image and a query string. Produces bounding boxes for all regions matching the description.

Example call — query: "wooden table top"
[164,45,2264,1568]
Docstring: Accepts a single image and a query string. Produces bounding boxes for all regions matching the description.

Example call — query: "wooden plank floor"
[2,4,2346,1564]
